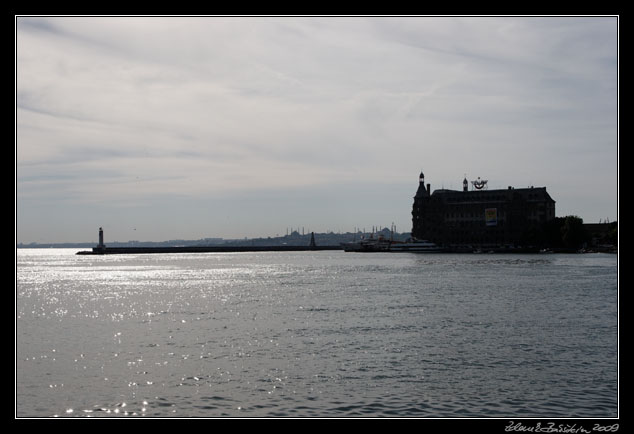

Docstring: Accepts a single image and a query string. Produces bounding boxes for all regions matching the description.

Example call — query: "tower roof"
[415,173,427,197]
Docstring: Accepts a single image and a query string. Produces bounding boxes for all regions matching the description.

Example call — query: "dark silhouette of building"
[412,171,555,247]
[96,227,106,252]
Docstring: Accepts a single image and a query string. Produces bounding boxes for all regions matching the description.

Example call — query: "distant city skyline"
[16,16,618,243]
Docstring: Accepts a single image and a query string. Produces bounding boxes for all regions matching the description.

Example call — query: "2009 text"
[505,421,619,433]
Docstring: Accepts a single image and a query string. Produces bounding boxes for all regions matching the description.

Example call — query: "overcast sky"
[16,16,618,243]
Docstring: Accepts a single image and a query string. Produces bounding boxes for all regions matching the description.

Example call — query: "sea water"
[16,249,618,417]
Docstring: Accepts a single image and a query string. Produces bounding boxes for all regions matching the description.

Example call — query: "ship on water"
[388,239,444,252]
[341,235,443,253]
[341,235,391,252]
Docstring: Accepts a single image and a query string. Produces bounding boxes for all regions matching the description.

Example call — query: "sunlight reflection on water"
[17,249,618,417]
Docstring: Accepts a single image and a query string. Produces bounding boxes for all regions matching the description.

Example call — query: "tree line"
[523,216,617,250]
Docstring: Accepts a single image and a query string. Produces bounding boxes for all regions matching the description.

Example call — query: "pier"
[76,245,341,255]
[76,229,340,255]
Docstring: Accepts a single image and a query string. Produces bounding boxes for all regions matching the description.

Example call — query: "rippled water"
[16,249,618,417]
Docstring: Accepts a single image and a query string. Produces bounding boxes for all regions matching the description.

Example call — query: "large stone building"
[412,171,556,247]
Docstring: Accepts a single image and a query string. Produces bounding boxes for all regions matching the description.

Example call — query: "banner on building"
[485,208,498,226]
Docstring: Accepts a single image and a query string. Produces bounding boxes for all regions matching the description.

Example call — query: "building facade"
[412,172,555,247]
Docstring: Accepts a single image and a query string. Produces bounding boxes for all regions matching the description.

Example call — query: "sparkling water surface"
[16,249,618,417]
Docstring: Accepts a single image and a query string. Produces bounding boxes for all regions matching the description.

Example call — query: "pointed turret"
[415,171,428,198]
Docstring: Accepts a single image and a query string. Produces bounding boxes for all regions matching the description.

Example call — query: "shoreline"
[74,246,617,255]
[76,246,342,255]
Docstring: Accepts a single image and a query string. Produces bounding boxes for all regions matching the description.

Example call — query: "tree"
[607,222,618,246]
[561,216,588,249]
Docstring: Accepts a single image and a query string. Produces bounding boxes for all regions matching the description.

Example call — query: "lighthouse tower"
[95,227,106,253]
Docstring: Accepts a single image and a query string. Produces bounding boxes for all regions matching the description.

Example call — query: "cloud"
[16,16,618,241]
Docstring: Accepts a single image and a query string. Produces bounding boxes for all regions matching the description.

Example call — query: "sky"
[16,16,618,243]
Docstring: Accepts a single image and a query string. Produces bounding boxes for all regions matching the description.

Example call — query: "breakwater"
[76,245,342,255]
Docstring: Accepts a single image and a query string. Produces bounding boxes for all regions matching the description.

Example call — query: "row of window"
[444,195,508,203]
[443,211,551,221]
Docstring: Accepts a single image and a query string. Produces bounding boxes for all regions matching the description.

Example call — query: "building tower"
[463,176,469,192]
[412,171,430,239]
[415,171,428,198]
[98,227,105,248]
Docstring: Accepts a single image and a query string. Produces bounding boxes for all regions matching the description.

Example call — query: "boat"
[388,239,444,253]
[342,236,443,253]
[341,235,391,252]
